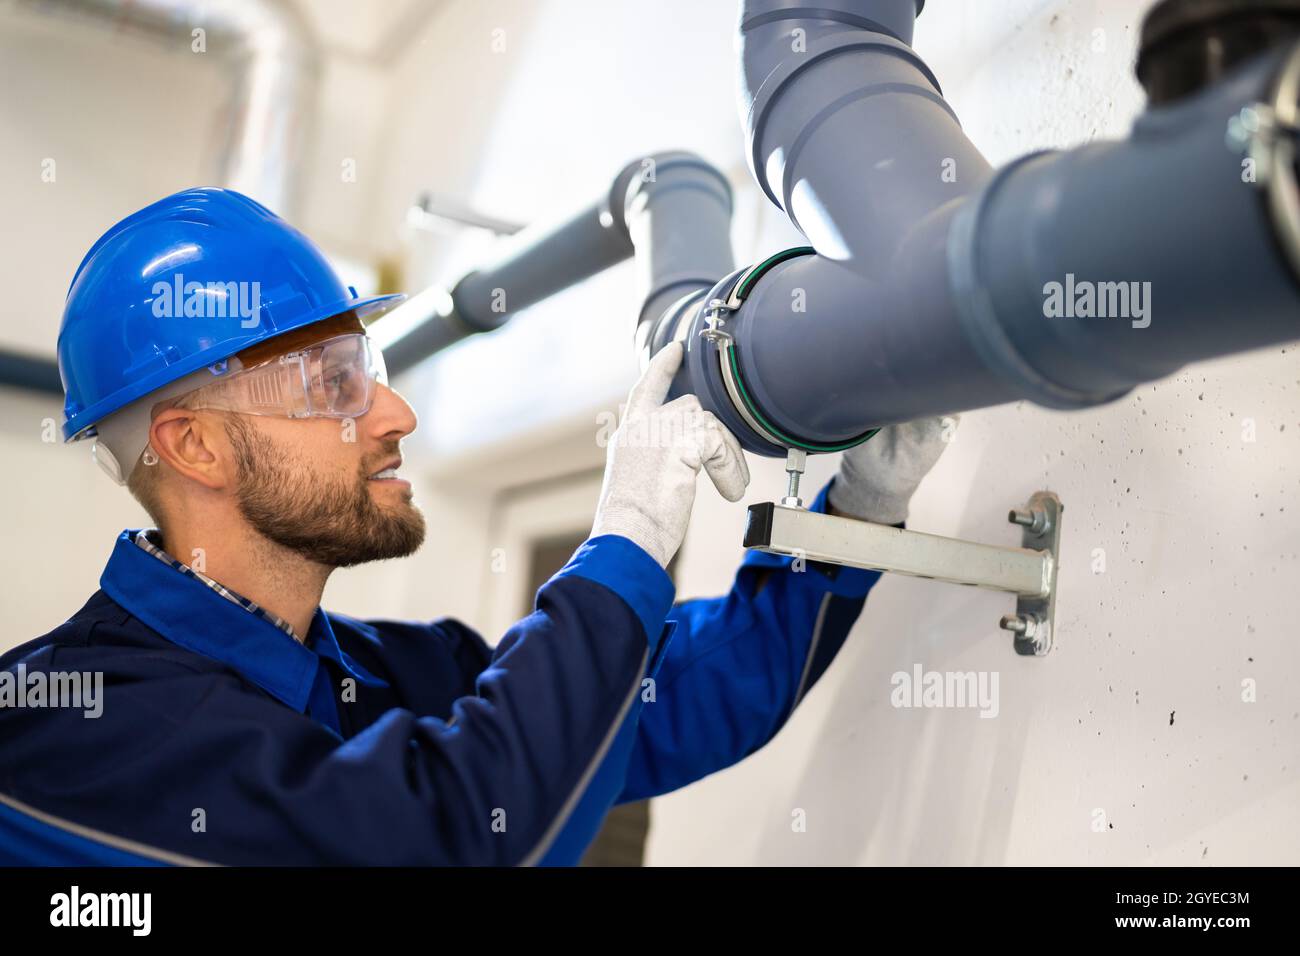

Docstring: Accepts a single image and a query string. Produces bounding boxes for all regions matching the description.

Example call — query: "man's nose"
[367,382,418,440]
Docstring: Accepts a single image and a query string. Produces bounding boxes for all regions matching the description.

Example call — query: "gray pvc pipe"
[452,200,634,329]
[386,0,1300,461]
[383,197,635,375]
[951,47,1300,408]
[739,0,923,50]
[737,0,984,279]
[384,152,734,376]
[654,0,1300,455]
[625,153,735,341]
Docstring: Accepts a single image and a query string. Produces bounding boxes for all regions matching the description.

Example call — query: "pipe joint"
[741,29,949,213]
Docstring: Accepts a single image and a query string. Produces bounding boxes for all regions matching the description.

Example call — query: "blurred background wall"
[1,0,1296,864]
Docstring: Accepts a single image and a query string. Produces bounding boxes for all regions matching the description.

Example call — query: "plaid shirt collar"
[133,529,299,640]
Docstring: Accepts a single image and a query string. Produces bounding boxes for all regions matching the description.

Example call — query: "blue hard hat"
[58,187,404,441]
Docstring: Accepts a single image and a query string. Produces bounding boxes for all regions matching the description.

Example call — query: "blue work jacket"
[0,481,880,865]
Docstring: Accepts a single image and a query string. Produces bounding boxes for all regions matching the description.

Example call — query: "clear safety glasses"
[183,333,388,420]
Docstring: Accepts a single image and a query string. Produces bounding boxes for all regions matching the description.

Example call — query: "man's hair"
[125,449,164,528]
[125,390,203,532]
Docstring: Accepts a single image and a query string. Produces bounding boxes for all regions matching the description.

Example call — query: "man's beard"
[226,416,426,568]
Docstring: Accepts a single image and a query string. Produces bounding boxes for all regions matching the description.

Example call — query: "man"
[0,188,951,865]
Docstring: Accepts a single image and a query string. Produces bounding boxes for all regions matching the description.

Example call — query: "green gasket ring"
[722,247,881,453]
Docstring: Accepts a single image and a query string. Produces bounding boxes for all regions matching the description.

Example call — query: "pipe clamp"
[700,247,880,453]
[1228,41,1300,285]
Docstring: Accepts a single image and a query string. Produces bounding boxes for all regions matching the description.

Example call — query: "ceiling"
[287,0,446,64]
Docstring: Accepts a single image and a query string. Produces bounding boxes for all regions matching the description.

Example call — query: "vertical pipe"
[624,152,735,337]
[737,0,989,279]
[24,0,320,217]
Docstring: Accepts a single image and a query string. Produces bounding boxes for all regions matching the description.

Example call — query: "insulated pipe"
[0,0,320,399]
[382,152,734,376]
[645,0,1300,456]
[22,0,320,217]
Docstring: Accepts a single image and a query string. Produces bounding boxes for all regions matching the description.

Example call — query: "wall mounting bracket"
[742,491,1063,656]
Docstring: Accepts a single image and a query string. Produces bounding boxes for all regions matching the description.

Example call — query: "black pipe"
[0,350,62,396]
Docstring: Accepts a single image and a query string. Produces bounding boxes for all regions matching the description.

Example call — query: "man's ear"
[149,408,234,491]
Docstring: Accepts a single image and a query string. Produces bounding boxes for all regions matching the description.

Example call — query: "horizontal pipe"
[373,285,466,376]
[382,152,737,376]
[380,197,633,375]
[452,200,634,329]
[952,45,1300,404]
[0,350,63,396]
[735,241,1018,442]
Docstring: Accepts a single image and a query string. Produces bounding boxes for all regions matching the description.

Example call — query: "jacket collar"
[99,530,386,713]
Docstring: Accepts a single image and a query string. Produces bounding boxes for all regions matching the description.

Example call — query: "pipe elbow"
[239,0,319,60]
[609,150,733,240]
[614,151,735,342]
[736,0,989,278]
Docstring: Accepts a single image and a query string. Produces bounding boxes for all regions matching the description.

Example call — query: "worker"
[0,188,952,865]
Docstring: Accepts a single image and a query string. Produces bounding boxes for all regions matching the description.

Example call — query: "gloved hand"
[827,415,958,525]
[591,342,750,568]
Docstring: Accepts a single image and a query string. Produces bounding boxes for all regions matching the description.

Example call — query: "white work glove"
[827,415,958,525]
[591,342,750,568]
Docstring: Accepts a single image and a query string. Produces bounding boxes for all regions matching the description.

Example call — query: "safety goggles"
[182,333,387,420]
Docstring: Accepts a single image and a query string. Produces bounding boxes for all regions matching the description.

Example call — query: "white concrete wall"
[2,0,1297,865]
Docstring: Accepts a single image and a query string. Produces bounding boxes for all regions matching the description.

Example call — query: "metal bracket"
[1003,491,1063,656]
[405,192,525,237]
[743,490,1064,656]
